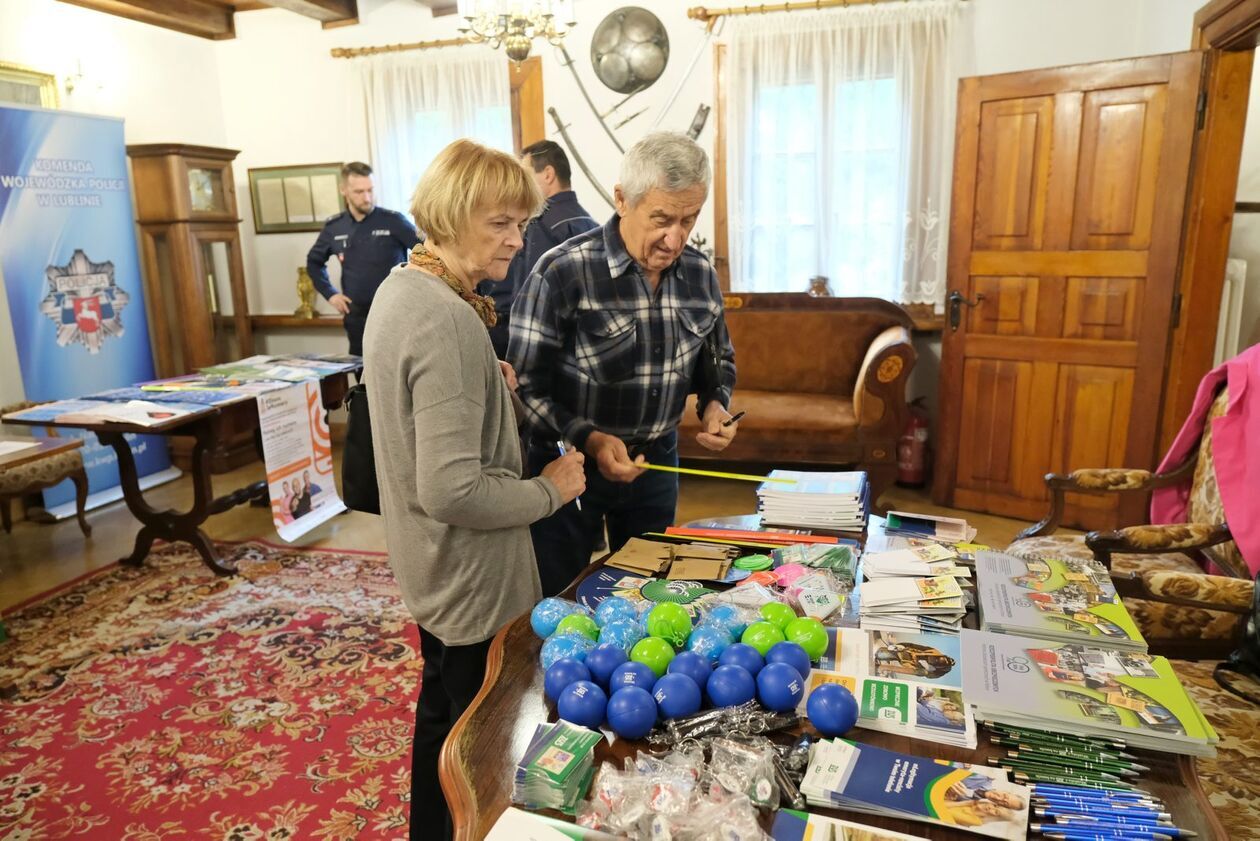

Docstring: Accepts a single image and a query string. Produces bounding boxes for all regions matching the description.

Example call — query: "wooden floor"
[1,451,1044,612]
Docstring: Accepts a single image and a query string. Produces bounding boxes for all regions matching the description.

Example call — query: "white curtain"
[725,0,964,305]
[359,49,513,217]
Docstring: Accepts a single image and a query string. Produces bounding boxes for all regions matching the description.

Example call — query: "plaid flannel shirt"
[508,215,736,449]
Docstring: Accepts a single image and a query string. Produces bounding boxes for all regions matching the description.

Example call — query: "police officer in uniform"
[306,162,419,356]
[478,141,598,359]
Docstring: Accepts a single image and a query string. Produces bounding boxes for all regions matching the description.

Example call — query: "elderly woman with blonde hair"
[363,138,586,840]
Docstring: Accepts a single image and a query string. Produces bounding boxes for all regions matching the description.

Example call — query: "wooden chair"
[0,402,91,537]
[1006,386,1250,659]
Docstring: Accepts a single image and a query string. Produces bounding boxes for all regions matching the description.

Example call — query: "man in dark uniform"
[478,141,599,358]
[306,162,419,356]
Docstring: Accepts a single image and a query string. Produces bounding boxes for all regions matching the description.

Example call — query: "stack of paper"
[771,809,928,841]
[962,629,1218,757]
[800,739,1030,839]
[885,511,976,544]
[975,551,1147,652]
[605,537,734,581]
[801,627,977,748]
[757,470,869,531]
[511,720,603,815]
[860,573,967,634]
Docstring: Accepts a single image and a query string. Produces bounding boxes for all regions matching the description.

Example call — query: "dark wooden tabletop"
[0,437,83,470]
[439,542,1228,841]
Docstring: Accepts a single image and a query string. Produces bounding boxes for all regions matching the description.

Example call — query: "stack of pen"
[985,722,1148,791]
[1028,784,1194,840]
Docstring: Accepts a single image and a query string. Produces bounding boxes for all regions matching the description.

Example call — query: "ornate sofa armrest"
[1110,568,1253,614]
[1015,458,1200,540]
[852,325,916,430]
[1086,521,1235,572]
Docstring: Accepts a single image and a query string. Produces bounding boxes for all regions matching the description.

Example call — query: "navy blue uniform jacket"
[305,206,419,313]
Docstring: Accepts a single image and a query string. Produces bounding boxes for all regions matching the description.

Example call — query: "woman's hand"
[498,360,518,391]
[541,449,587,503]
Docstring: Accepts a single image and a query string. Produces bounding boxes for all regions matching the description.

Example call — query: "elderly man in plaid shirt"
[508,132,739,596]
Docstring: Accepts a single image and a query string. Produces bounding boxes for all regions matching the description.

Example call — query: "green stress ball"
[630,636,676,678]
[646,603,692,648]
[555,613,600,642]
[784,617,829,661]
[760,602,798,632]
[741,621,786,656]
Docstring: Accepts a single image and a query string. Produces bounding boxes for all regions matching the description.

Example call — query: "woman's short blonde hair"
[410,139,543,246]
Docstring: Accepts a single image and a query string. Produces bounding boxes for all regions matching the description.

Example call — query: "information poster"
[257,381,345,541]
[0,104,174,511]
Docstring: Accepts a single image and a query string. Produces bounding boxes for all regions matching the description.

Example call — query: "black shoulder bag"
[341,383,380,515]
[1214,571,1260,706]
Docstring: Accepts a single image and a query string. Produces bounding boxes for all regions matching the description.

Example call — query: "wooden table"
[439,537,1228,840]
[1,371,353,576]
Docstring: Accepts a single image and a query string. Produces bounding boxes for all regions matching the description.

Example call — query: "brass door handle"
[947,290,985,331]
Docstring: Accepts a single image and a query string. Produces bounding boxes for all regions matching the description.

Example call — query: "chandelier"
[456,0,576,63]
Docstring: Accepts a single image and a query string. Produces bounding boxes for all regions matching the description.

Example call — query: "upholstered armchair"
[0,402,91,538]
[1007,386,1251,659]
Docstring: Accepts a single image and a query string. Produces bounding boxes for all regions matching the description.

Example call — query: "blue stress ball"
[719,643,765,677]
[531,597,580,639]
[706,603,749,637]
[598,618,646,651]
[705,664,756,708]
[757,662,806,712]
[540,633,595,670]
[668,651,714,691]
[584,643,629,689]
[594,596,637,627]
[765,641,812,682]
[609,660,658,692]
[544,658,591,702]
[685,625,733,664]
[652,673,702,720]
[557,680,608,730]
[606,686,658,740]
[806,683,860,737]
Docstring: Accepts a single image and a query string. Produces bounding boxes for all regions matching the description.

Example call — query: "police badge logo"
[40,250,129,353]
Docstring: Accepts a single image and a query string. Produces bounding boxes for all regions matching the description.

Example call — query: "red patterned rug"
[0,540,420,840]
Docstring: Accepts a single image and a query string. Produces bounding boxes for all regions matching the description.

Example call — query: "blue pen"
[1033,784,1159,799]
[1039,812,1167,827]
[556,442,582,511]
[1047,819,1196,838]
[1034,829,1173,841]
[1032,790,1163,804]
[1034,796,1166,810]
[1037,806,1173,821]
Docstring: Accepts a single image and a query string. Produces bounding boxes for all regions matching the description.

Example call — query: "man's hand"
[498,360,518,391]
[696,401,737,452]
[585,430,647,483]
[328,293,353,314]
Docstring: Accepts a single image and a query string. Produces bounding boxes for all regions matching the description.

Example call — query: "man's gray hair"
[618,131,711,208]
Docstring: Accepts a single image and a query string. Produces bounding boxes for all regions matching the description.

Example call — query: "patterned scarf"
[408,243,498,327]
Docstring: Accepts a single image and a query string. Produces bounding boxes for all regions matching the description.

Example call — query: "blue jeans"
[527,432,679,596]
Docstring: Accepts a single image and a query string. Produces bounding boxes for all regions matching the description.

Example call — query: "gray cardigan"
[364,264,562,646]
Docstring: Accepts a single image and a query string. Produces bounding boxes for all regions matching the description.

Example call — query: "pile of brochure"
[884,511,976,543]
[859,542,971,634]
[801,738,1030,839]
[975,551,1147,652]
[801,627,977,748]
[962,629,1218,757]
[757,470,868,531]
[512,720,603,815]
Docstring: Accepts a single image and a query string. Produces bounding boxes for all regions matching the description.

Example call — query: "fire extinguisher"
[897,398,931,487]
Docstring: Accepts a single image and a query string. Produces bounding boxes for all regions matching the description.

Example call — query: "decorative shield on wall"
[590,6,670,94]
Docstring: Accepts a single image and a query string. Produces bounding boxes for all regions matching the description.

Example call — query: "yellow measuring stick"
[639,463,796,483]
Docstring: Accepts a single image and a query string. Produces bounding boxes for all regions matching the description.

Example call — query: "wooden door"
[934,53,1204,530]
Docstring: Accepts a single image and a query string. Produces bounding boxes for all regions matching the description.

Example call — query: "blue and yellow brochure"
[975,551,1147,651]
[800,739,1030,839]
[962,629,1217,756]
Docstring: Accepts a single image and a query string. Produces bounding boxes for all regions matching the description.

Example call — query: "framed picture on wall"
[247,163,346,234]
[0,62,59,108]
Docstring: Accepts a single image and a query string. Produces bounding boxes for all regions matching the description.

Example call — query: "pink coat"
[1150,343,1260,576]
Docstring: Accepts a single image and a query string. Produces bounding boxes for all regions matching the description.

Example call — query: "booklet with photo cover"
[802,628,976,748]
[961,629,1217,756]
[801,739,1030,840]
[975,551,1147,651]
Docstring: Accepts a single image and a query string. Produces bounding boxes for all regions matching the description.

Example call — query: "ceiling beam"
[252,0,357,25]
[57,0,235,39]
